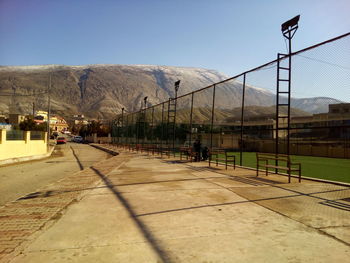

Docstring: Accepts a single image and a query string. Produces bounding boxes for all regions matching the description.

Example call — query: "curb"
[224,164,350,187]
[90,144,119,156]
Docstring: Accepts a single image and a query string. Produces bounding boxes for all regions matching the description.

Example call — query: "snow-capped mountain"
[0,64,343,120]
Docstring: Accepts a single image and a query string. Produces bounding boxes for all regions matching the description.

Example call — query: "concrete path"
[0,143,111,206]
[2,146,349,262]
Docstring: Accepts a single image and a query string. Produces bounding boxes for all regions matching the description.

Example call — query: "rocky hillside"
[0,64,342,121]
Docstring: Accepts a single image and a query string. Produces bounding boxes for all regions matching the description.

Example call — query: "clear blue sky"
[0,0,349,78]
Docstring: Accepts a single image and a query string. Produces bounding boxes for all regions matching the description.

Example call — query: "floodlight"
[281,15,300,33]
[174,80,180,92]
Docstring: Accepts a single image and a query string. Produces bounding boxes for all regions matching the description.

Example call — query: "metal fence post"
[210,84,216,151]
[126,114,129,147]
[151,107,154,152]
[143,108,147,149]
[161,102,165,157]
[240,73,246,166]
[189,92,194,149]
[120,108,124,144]
[173,97,177,157]
[131,113,135,147]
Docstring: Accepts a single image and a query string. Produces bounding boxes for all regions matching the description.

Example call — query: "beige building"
[50,116,69,132]
[34,111,69,132]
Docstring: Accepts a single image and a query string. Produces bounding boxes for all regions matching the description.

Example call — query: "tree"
[19,118,47,131]
[78,120,111,137]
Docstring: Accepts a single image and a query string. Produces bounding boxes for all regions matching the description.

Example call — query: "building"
[329,103,350,114]
[73,114,89,125]
[50,115,69,132]
[33,111,69,132]
[185,103,350,149]
[8,114,26,125]
[35,110,49,121]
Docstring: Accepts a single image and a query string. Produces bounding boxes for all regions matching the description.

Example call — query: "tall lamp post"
[47,71,52,149]
[275,15,299,181]
[172,80,180,152]
[121,107,124,143]
[143,97,148,146]
[277,15,299,156]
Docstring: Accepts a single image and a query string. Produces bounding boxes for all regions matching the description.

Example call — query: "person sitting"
[202,146,209,161]
[193,139,201,162]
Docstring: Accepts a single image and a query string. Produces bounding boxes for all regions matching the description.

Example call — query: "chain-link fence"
[30,130,45,140]
[112,32,350,183]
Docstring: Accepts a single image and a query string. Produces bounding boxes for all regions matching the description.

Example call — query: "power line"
[296,54,350,70]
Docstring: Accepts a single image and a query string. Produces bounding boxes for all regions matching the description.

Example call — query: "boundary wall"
[0,129,48,161]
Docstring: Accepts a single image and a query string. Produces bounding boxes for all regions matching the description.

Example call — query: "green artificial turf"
[230,152,350,183]
[161,149,349,183]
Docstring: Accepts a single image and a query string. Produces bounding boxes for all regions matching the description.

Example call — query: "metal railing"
[6,130,25,140]
[30,131,45,140]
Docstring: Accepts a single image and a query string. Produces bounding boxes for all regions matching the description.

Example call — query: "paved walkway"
[1,145,349,262]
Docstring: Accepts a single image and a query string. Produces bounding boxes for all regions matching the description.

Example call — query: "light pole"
[121,107,124,143]
[275,15,299,181]
[172,80,180,153]
[276,15,299,157]
[47,71,52,149]
[143,97,148,146]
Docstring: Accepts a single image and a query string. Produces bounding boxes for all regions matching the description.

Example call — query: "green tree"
[19,118,47,131]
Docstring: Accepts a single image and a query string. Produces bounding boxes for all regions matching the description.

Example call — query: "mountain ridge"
[0,64,342,121]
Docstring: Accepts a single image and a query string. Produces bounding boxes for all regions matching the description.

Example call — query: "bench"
[130,144,140,152]
[256,153,301,183]
[139,144,156,154]
[150,145,167,156]
[159,147,172,158]
[209,150,236,169]
[179,147,196,162]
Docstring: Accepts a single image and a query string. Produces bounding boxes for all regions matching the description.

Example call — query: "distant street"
[0,142,112,206]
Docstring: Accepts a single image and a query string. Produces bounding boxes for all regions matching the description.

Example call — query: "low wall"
[244,139,350,159]
[0,130,48,161]
[85,134,112,144]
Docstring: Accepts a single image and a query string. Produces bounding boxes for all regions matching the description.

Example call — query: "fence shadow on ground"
[90,166,172,263]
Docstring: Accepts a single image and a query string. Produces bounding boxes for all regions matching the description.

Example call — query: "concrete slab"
[279,183,348,194]
[320,226,350,244]
[10,194,161,263]
[256,195,350,228]
[10,243,160,263]
[140,203,350,263]
[229,185,298,200]
[311,188,350,200]
[120,188,246,216]
[7,151,350,262]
